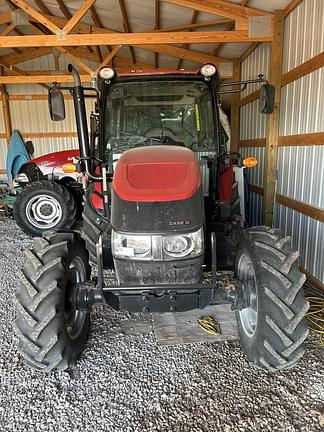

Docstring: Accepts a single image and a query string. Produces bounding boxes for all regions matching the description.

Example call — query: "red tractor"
[14,64,308,372]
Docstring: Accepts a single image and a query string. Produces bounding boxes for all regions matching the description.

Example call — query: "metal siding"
[280,67,324,136]
[0,103,4,132]
[274,203,324,283]
[241,43,271,97]
[32,137,79,157]
[277,146,324,209]
[240,100,267,140]
[283,0,324,73]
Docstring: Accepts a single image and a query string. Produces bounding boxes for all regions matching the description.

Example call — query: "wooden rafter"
[96,45,122,72]
[34,0,51,15]
[0,11,12,25]
[118,0,136,64]
[10,0,61,34]
[57,47,95,74]
[0,31,272,49]
[156,18,232,32]
[154,0,160,68]
[55,0,71,19]
[1,22,16,36]
[211,0,249,56]
[177,10,198,70]
[62,0,96,34]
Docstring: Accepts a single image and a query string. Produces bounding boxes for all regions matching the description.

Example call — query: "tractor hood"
[112,145,201,202]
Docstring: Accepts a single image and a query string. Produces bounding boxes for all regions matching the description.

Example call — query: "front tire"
[14,180,77,237]
[15,231,91,372]
[236,226,309,371]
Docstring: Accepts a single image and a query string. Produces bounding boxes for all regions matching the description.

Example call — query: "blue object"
[5,130,31,184]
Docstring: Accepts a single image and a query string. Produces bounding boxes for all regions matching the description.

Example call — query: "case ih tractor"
[14,63,309,373]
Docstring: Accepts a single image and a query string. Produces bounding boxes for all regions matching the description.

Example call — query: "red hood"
[113,146,201,202]
[30,150,80,168]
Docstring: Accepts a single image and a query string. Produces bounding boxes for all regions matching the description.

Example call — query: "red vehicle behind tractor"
[14,64,308,373]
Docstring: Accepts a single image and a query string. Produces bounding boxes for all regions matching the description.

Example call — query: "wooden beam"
[276,193,324,224]
[239,88,259,107]
[62,0,96,34]
[29,14,233,65]
[249,184,264,196]
[55,0,71,19]
[154,0,160,68]
[239,138,266,147]
[263,11,285,226]
[97,45,122,71]
[118,0,136,64]
[22,132,78,139]
[284,0,304,17]
[0,31,273,49]
[10,0,62,34]
[160,0,272,19]
[231,60,241,152]
[1,22,16,36]
[2,47,52,65]
[34,0,52,15]
[56,47,95,74]
[0,74,90,84]
[281,51,324,87]
[0,68,12,145]
[177,9,198,70]
[278,132,324,146]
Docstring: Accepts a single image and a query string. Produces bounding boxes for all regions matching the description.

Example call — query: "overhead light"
[200,64,217,78]
[98,67,115,80]
[243,157,258,168]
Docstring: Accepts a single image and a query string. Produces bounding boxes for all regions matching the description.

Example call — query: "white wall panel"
[274,204,324,283]
[277,146,324,209]
[0,139,7,170]
[239,100,267,140]
[280,68,324,136]
[283,0,324,73]
[241,43,271,97]
[32,137,79,157]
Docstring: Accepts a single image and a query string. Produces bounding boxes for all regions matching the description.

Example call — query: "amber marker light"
[243,157,258,168]
[62,163,77,173]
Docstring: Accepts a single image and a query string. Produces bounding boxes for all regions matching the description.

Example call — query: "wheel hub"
[25,194,63,229]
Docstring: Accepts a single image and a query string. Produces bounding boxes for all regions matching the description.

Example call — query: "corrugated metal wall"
[275,0,324,284]
[239,43,271,225]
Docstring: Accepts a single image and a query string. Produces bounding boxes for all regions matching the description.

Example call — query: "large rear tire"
[235,226,309,371]
[15,231,90,372]
[14,180,77,237]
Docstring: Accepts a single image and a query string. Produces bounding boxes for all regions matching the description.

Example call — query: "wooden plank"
[118,0,136,64]
[0,31,273,49]
[160,0,272,19]
[263,11,285,226]
[62,0,96,34]
[10,0,61,35]
[281,51,324,87]
[276,193,324,224]
[302,269,324,293]
[153,304,238,346]
[34,0,51,15]
[278,132,324,146]
[56,47,95,74]
[284,0,304,17]
[239,138,266,147]
[55,0,71,19]
[231,60,241,152]
[22,132,78,139]
[239,89,259,107]
[249,184,264,196]
[0,169,6,174]
[0,74,90,84]
[97,45,122,71]
[177,9,198,70]
[1,23,16,36]
[0,68,12,145]
[2,47,52,65]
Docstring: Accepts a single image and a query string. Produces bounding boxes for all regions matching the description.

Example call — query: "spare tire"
[14,180,76,236]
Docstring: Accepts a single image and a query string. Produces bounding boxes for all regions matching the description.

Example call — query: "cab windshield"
[104,79,215,155]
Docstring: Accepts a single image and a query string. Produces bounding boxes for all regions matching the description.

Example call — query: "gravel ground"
[0,218,323,432]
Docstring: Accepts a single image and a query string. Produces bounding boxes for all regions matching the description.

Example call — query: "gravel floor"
[0,218,324,432]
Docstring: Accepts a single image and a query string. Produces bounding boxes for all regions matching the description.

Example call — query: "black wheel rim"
[65,256,87,340]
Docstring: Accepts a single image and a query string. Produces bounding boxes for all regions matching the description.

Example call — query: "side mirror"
[48,88,66,121]
[259,83,275,114]
[25,140,34,156]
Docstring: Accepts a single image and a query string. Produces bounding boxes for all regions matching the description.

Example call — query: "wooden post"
[230,59,241,152]
[263,10,285,226]
[0,68,12,146]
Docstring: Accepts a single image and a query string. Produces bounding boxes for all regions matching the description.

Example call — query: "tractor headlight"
[112,232,151,258]
[112,228,203,261]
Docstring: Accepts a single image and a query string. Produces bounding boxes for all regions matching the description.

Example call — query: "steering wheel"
[143,127,183,146]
